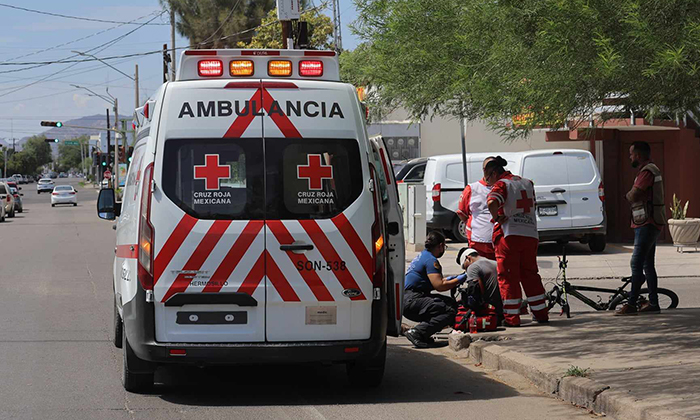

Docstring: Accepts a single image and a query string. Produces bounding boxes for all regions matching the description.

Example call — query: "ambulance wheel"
[113,300,123,349]
[451,218,469,243]
[346,340,386,388]
[589,235,606,253]
[122,328,155,393]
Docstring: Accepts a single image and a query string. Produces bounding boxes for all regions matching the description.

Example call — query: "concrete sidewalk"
[406,241,700,279]
[447,309,700,419]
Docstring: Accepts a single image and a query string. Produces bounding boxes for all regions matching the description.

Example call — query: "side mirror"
[97,188,118,220]
[387,221,400,236]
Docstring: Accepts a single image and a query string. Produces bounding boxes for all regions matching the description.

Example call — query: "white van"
[419,150,606,251]
[97,49,404,392]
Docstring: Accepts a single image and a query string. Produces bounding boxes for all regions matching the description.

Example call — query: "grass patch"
[564,365,591,378]
[78,181,86,187]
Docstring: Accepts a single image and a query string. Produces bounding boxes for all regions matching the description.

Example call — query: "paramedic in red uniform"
[485,156,549,326]
[457,156,497,260]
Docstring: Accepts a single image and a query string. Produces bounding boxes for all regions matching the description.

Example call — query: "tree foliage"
[348,0,700,138]
[237,7,334,50]
[0,135,53,175]
[162,0,310,48]
[57,136,88,172]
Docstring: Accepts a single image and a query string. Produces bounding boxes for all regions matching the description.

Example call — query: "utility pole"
[10,119,14,153]
[460,113,468,188]
[163,44,169,83]
[106,109,111,171]
[113,98,119,190]
[277,0,299,49]
[170,9,177,81]
[332,0,343,52]
[135,64,140,108]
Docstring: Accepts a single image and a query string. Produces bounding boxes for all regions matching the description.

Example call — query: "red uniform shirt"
[631,163,661,230]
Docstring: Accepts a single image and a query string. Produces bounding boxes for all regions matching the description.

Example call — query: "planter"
[667,218,700,246]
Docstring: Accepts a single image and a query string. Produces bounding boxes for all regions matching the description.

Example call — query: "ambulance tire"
[122,328,155,393]
[346,340,386,388]
[113,300,123,349]
[451,218,469,243]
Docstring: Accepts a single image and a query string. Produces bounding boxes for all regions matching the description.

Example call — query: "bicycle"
[544,246,679,318]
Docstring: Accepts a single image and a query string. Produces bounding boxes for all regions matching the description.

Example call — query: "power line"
[0,11,165,64]
[0,12,165,98]
[0,3,168,26]
[199,0,243,46]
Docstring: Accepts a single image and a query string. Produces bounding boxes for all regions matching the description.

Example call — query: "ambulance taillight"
[198,60,223,77]
[268,60,292,77]
[230,60,254,76]
[137,163,155,290]
[299,60,323,77]
[369,167,386,288]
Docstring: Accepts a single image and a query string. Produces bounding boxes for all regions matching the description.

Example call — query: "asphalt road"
[0,179,601,420]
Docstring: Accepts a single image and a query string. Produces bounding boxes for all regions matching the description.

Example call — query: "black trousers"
[403,290,457,338]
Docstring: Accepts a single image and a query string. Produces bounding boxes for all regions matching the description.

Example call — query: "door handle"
[551,188,566,194]
[280,244,314,251]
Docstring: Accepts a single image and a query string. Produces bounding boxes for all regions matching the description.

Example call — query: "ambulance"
[97,49,405,392]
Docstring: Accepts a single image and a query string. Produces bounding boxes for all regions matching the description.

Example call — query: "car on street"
[37,178,55,194]
[9,186,23,213]
[0,181,16,218]
[51,185,77,207]
[11,174,26,184]
[395,157,428,183]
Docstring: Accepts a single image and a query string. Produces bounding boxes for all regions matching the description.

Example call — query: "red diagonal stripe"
[332,213,373,280]
[265,250,300,302]
[224,88,262,138]
[236,252,266,296]
[154,214,197,284]
[161,220,232,302]
[298,220,366,301]
[261,88,302,138]
[202,220,264,293]
[267,220,334,302]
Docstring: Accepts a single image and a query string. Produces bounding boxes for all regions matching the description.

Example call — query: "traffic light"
[40,121,63,127]
[100,154,107,167]
[93,152,100,166]
[44,138,59,143]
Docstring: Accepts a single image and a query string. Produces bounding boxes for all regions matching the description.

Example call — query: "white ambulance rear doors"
[260,80,375,342]
[152,80,267,343]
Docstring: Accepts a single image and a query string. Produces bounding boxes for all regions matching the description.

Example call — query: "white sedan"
[51,185,78,207]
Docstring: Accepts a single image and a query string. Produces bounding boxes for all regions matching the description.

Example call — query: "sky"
[0,0,361,141]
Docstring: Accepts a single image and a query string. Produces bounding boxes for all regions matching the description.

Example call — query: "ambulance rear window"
[265,138,362,219]
[161,138,264,220]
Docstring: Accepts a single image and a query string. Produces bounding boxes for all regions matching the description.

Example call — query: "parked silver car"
[37,178,55,194]
[0,182,16,218]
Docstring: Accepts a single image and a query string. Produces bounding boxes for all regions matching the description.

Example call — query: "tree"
[0,135,53,176]
[161,0,310,48]
[237,7,334,50]
[349,0,700,138]
[57,136,88,171]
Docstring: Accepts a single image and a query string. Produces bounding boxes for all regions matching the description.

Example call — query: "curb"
[462,339,690,420]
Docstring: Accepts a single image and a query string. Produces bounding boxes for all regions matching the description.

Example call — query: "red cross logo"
[297,154,333,190]
[516,190,533,213]
[193,154,231,190]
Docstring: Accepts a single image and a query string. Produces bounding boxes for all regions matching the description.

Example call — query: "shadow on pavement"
[156,342,520,406]
[536,242,630,256]
[491,308,700,418]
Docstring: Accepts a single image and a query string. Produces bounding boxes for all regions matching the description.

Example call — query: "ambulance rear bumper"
[123,286,388,365]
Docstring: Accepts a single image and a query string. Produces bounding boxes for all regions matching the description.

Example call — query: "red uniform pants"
[494,234,548,325]
[469,241,496,261]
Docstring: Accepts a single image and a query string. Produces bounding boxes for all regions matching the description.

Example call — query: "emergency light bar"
[179,49,340,82]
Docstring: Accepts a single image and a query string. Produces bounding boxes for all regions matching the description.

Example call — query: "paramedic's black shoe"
[639,302,661,314]
[404,329,429,348]
[614,303,638,316]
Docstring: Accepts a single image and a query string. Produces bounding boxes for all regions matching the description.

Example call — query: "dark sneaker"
[404,329,430,348]
[614,303,638,316]
[639,302,661,314]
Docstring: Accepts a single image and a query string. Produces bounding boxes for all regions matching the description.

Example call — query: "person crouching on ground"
[456,247,504,324]
[403,231,463,348]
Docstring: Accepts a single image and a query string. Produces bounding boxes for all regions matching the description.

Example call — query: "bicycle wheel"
[610,288,679,310]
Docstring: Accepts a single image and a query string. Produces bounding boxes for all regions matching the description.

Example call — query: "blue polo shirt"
[404,250,442,293]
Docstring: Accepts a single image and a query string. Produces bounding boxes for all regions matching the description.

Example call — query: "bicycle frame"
[559,279,632,311]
